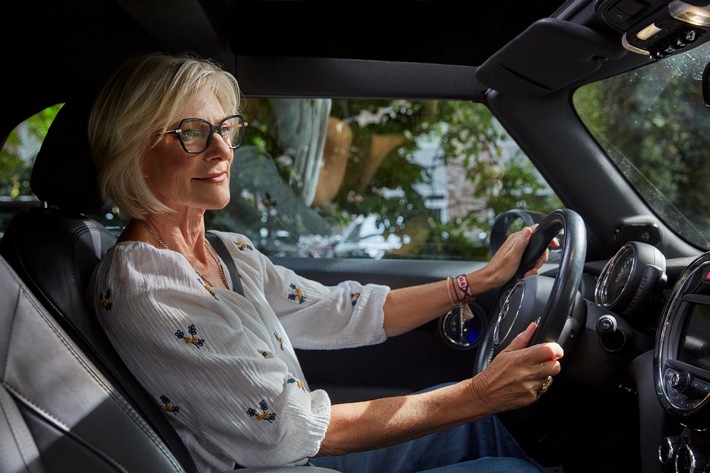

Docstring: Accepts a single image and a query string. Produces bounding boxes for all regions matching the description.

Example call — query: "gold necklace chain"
[139,220,229,289]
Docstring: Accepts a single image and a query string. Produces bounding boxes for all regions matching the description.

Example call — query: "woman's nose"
[205,131,233,159]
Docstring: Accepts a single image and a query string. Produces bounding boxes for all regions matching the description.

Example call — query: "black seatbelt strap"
[206,232,245,296]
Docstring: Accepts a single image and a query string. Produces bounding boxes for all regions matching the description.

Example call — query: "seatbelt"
[206,232,244,296]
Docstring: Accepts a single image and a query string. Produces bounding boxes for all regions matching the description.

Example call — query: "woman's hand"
[468,322,563,415]
[468,225,551,293]
[323,323,562,456]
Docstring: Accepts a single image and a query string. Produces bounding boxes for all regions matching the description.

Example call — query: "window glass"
[209,98,562,260]
[573,41,710,250]
[1,100,561,258]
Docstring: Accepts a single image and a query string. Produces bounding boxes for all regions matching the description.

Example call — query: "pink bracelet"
[446,276,460,307]
[455,274,475,304]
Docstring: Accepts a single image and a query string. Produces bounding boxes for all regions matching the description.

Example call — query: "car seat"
[0,101,338,472]
[0,100,203,473]
[0,254,191,472]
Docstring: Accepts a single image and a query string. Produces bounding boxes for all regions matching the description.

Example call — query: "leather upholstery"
[30,100,104,214]
[0,256,186,472]
[0,209,200,472]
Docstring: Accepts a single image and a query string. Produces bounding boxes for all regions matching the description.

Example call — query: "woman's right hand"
[468,322,563,414]
[468,225,546,295]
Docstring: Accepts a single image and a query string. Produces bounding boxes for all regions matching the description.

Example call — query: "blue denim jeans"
[310,414,546,473]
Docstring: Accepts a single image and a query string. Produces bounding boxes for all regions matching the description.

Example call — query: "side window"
[209,98,562,260]
[1,100,560,255]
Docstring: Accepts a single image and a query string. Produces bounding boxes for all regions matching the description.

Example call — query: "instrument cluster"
[594,241,667,319]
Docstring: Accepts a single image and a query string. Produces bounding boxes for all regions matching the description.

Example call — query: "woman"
[88,53,562,473]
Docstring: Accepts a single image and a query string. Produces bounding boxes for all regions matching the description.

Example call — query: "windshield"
[574,40,710,250]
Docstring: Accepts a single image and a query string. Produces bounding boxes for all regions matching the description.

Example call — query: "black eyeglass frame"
[158,114,248,154]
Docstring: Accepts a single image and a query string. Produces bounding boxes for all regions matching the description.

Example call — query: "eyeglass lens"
[180,116,245,153]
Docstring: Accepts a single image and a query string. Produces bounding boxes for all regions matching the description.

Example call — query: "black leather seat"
[0,102,338,472]
[0,100,201,472]
[0,255,190,472]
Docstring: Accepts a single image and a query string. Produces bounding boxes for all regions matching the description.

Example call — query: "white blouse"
[88,230,389,472]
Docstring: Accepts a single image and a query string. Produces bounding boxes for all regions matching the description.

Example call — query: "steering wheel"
[474,208,587,374]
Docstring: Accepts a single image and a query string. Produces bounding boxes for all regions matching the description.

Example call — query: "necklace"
[138,220,229,289]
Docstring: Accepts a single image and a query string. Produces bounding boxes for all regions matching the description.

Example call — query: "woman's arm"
[383,225,544,337]
[317,322,562,456]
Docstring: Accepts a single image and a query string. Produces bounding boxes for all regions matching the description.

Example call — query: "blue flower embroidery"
[160,395,180,414]
[288,283,306,304]
[247,400,276,423]
[287,376,306,392]
[234,240,253,251]
[175,324,205,348]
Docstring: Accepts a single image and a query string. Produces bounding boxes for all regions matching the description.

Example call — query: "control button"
[608,6,631,23]
[669,371,710,399]
[700,262,710,284]
[659,436,687,465]
[670,370,692,390]
[615,0,648,16]
[690,378,710,395]
[596,314,626,352]
[675,444,708,473]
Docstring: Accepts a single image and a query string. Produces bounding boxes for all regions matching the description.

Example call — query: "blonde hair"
[88,53,242,220]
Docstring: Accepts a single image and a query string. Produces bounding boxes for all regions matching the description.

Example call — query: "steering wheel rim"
[474,208,587,373]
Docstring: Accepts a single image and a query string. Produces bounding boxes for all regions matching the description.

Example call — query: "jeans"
[309,415,546,473]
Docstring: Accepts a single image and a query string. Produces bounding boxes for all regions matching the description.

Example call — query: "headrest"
[31,100,105,214]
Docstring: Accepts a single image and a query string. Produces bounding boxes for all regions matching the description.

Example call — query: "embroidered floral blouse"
[89,231,389,472]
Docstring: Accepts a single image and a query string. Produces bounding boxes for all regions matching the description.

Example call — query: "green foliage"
[0,104,63,197]
[574,64,710,248]
[220,97,562,259]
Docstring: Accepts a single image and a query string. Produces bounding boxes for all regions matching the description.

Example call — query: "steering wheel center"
[493,276,556,348]
[493,280,524,347]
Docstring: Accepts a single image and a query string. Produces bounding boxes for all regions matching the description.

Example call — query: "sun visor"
[476,18,625,95]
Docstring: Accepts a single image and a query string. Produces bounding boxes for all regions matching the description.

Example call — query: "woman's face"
[142,90,233,215]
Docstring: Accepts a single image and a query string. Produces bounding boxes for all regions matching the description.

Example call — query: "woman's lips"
[194,172,228,183]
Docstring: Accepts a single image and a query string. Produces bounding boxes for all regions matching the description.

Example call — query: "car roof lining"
[227,1,568,66]
[4,0,699,125]
[235,56,487,100]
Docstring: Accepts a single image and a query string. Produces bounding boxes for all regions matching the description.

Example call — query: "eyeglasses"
[159,114,248,154]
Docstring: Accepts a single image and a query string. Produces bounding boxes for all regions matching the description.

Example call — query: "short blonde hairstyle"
[88,53,242,220]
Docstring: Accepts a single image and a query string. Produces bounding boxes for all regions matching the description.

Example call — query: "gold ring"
[539,376,553,396]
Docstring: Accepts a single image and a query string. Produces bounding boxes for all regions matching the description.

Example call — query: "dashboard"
[593,241,710,472]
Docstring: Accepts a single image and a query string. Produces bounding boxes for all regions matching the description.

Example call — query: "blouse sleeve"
[90,243,330,469]
[219,232,390,350]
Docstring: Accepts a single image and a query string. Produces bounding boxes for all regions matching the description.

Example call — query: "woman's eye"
[181,129,204,141]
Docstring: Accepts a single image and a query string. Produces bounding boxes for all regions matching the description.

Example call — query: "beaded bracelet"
[455,274,475,304]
